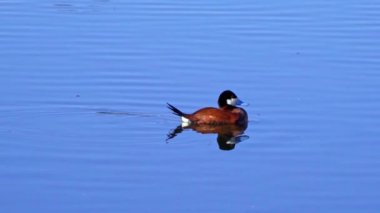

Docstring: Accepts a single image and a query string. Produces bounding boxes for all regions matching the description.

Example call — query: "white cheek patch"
[227,98,237,106]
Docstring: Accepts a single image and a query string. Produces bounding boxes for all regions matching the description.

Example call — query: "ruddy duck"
[167,90,248,125]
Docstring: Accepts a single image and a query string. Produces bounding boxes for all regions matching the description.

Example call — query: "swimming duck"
[167,90,248,126]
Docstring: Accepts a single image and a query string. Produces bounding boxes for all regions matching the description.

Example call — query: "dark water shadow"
[166,123,250,151]
[52,0,110,14]
[97,110,156,118]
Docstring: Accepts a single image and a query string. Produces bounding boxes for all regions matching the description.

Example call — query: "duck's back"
[186,107,243,125]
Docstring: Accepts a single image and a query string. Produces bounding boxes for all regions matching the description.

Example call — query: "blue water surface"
[0,0,379,212]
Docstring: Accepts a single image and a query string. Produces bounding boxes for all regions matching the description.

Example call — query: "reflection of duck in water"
[166,123,249,150]
[166,90,249,150]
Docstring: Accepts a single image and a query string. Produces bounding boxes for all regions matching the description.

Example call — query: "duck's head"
[218,90,247,108]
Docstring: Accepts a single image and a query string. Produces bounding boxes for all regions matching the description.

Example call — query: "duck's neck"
[221,105,236,110]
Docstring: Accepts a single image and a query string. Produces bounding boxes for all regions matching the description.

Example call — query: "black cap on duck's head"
[218,90,246,108]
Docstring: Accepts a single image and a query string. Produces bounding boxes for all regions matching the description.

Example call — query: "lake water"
[1,0,380,212]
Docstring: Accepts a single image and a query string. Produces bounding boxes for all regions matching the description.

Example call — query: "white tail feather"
[181,116,191,127]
